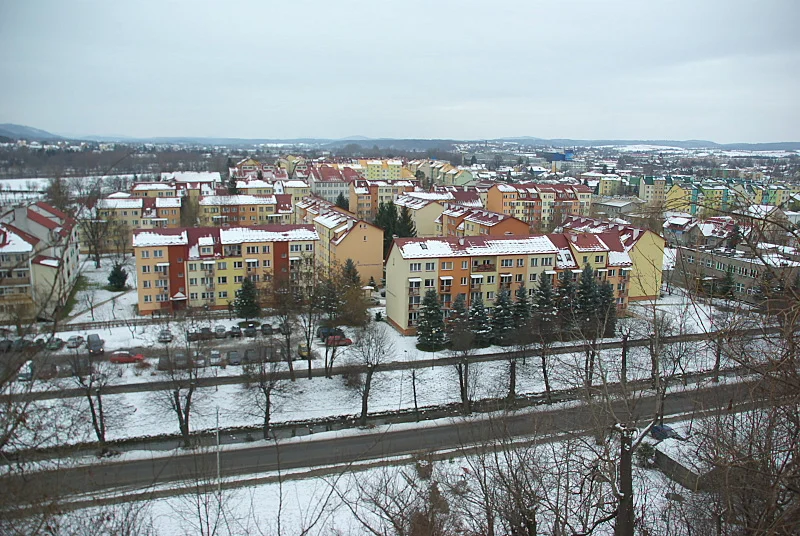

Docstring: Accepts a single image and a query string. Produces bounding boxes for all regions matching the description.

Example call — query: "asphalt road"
[4,378,759,503]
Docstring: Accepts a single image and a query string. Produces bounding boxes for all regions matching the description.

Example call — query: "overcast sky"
[1,0,798,143]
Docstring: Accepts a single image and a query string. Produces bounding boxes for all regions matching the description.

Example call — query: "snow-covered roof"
[396,235,558,259]
[132,182,175,191]
[219,227,318,244]
[155,197,182,208]
[0,225,36,253]
[97,198,143,210]
[132,231,188,247]
[199,195,277,206]
[161,171,221,183]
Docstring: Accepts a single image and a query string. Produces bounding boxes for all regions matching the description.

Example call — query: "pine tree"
[491,289,515,345]
[469,295,493,347]
[533,274,557,340]
[417,289,445,350]
[234,278,261,320]
[107,264,128,291]
[335,192,350,211]
[575,265,600,329]
[512,283,531,322]
[597,280,617,338]
[448,293,469,333]
[342,259,362,289]
[396,205,417,237]
[556,273,577,335]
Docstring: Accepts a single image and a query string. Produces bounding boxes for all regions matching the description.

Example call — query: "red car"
[325,335,353,347]
[109,351,145,364]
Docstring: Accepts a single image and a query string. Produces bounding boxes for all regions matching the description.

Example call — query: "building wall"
[627,230,665,301]
[331,222,384,285]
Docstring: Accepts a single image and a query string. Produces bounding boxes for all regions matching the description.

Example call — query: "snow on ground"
[68,256,139,323]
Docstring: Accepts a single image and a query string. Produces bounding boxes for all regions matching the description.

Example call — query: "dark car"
[45,337,65,351]
[157,329,173,343]
[173,351,189,369]
[260,323,274,336]
[317,326,344,341]
[87,334,104,355]
[651,424,681,441]
[199,327,214,340]
[228,326,242,338]
[244,324,257,338]
[226,350,241,365]
[186,330,201,342]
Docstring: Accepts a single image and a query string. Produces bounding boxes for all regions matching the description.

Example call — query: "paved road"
[3,379,759,503]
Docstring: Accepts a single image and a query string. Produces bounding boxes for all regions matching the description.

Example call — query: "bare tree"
[348,322,395,426]
[151,344,206,448]
[239,342,285,440]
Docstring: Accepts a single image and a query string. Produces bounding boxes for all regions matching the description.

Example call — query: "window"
[141,251,150,258]
[408,279,421,288]
[461,261,468,270]
[515,274,523,282]
[595,255,604,263]
[608,269,616,277]
[486,276,495,284]
[155,279,167,288]
[617,283,626,291]
[218,291,228,299]
[425,262,435,271]
[529,273,537,282]
[530,258,538,267]
[141,265,151,273]
[188,263,197,271]
[143,295,152,303]
[154,250,164,258]
[582,256,588,264]
[246,246,258,254]
[542,257,553,266]
[217,276,227,284]
[262,246,270,253]
[410,263,421,272]
[486,291,495,300]
[517,259,524,267]
[424,279,434,287]
[305,244,313,251]
[687,255,694,264]
[290,244,302,252]
[461,277,468,285]
[234,275,243,283]
[735,283,745,293]
[441,262,453,270]
[218,262,227,270]
[501,259,513,267]
[142,280,151,288]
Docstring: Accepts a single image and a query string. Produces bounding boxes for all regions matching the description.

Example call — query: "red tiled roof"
[26,208,60,231]
[35,201,69,221]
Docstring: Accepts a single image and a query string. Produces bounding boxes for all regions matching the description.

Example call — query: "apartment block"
[485,183,593,230]
[132,225,319,315]
[0,202,81,321]
[435,205,529,238]
[385,233,635,335]
[349,179,417,221]
[306,165,361,203]
[198,194,293,226]
[393,194,448,237]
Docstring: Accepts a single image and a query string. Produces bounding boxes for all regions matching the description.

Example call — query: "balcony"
[499,282,512,290]
[472,264,496,273]
[439,285,452,294]
[408,287,420,296]
[470,284,482,290]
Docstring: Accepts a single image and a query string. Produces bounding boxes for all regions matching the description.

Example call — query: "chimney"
[570,234,577,243]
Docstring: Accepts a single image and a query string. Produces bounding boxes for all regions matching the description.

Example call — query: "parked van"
[87,334,104,355]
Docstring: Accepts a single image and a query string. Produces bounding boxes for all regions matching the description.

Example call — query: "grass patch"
[57,275,88,320]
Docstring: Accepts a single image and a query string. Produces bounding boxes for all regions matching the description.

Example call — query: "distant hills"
[0,123,62,141]
[1,123,799,151]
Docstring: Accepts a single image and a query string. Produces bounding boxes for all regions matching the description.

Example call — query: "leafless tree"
[450,321,477,415]
[348,322,395,426]
[239,343,286,440]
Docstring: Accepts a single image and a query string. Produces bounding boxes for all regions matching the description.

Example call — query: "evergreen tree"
[575,265,600,329]
[335,192,350,211]
[491,289,515,345]
[597,280,617,338]
[234,278,261,320]
[374,201,399,257]
[556,274,577,334]
[395,205,417,238]
[342,259,362,289]
[512,283,531,322]
[470,155,477,166]
[469,295,493,347]
[718,266,736,298]
[107,264,128,291]
[448,293,469,334]
[417,289,445,351]
[319,275,342,324]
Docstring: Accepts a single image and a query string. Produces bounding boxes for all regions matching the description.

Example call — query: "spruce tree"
[342,259,362,289]
[396,205,417,237]
[234,278,261,320]
[556,273,577,335]
[719,266,736,298]
[335,192,350,211]
[417,289,445,350]
[469,294,493,347]
[597,280,617,338]
[448,293,469,334]
[491,289,515,345]
[534,274,557,340]
[512,283,531,322]
[575,265,600,329]
[107,263,128,291]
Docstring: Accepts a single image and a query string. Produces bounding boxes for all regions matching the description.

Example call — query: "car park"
[157,329,173,343]
[228,326,242,338]
[109,351,145,364]
[45,337,64,351]
[209,350,222,366]
[244,324,257,338]
[226,350,241,365]
[214,326,228,339]
[66,335,84,349]
[87,334,104,355]
[325,335,353,347]
[37,363,58,380]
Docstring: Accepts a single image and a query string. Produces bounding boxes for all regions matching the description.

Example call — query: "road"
[3,378,759,505]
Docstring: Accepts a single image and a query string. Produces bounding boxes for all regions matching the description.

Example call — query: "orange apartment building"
[435,205,529,237]
[485,183,593,231]
[349,179,418,221]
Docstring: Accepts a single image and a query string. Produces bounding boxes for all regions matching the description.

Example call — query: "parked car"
[109,351,145,364]
[226,350,241,365]
[228,326,242,338]
[651,424,681,441]
[157,329,173,343]
[298,342,310,359]
[87,334,104,355]
[244,323,257,338]
[186,329,201,342]
[173,351,189,369]
[260,323,274,336]
[45,337,64,351]
[214,326,228,339]
[37,363,58,380]
[243,348,260,363]
[16,360,34,381]
[33,338,47,349]
[191,351,207,368]
[209,350,222,366]
[325,335,353,347]
[317,327,344,341]
[11,339,31,352]
[199,327,214,340]
[66,335,84,349]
